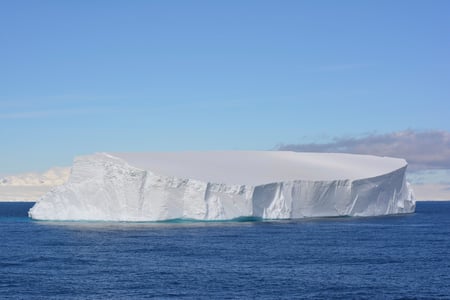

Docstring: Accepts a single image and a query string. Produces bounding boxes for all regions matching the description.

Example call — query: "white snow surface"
[29,151,415,221]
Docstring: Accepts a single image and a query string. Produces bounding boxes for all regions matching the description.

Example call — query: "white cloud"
[0,167,70,201]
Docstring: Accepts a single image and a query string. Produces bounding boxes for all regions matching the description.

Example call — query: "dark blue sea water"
[1,202,449,299]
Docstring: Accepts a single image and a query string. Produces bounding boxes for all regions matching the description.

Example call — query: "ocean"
[1,201,449,299]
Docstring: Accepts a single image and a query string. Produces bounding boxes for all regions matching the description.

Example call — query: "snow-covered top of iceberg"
[107,151,407,185]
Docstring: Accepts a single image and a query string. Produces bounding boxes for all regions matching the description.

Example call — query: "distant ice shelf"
[28,151,415,221]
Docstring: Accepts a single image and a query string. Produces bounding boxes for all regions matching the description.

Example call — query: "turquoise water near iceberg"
[1,201,450,299]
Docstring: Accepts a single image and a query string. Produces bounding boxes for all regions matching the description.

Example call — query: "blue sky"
[1,0,449,173]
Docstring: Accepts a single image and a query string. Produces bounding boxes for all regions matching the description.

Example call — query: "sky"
[1,0,449,174]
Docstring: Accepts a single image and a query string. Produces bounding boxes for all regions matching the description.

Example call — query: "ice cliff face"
[29,152,415,221]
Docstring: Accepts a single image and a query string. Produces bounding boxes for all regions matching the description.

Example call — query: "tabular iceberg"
[28,151,415,221]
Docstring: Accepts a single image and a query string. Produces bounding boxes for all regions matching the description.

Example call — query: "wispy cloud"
[407,169,450,185]
[0,94,125,106]
[0,94,128,119]
[0,94,128,115]
[0,107,115,119]
[313,63,372,72]
[279,130,450,170]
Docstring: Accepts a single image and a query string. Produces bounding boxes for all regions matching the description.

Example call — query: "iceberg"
[28,151,415,221]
